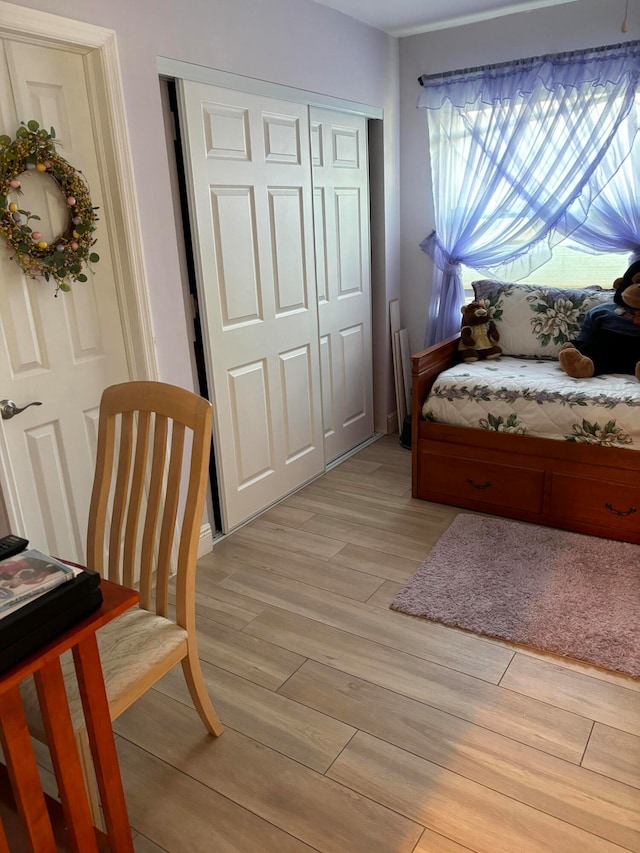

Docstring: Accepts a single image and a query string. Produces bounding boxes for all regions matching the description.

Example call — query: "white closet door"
[179,81,324,532]
[310,108,373,463]
[0,41,130,560]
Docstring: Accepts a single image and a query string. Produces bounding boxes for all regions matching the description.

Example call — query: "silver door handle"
[0,399,42,420]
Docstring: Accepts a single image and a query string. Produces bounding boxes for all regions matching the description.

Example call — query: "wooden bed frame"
[411,334,640,545]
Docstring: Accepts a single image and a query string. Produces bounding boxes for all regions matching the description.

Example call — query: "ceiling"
[311,0,581,37]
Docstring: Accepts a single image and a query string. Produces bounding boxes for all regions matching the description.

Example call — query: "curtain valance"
[417,41,640,109]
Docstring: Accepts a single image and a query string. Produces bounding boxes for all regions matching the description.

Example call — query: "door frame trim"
[157,56,383,120]
[0,1,157,535]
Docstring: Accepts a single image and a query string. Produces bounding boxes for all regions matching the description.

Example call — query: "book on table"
[0,550,78,618]
[0,551,103,674]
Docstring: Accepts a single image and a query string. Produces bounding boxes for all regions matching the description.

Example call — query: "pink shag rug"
[391,514,640,677]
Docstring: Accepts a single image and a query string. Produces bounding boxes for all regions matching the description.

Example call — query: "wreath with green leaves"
[0,120,99,294]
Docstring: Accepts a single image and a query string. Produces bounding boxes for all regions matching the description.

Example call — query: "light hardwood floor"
[114,435,640,853]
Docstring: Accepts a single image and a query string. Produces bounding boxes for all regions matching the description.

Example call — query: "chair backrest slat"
[175,413,211,628]
[108,410,134,584]
[87,416,116,578]
[155,422,185,617]
[139,414,168,604]
[122,410,151,592]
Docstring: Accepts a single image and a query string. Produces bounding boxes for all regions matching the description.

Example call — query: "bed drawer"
[420,451,545,513]
[550,473,640,534]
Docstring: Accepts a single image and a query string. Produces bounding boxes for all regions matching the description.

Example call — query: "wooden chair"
[20,380,223,822]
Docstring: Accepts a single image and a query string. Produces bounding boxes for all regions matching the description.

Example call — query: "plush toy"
[458,301,502,362]
[558,260,640,380]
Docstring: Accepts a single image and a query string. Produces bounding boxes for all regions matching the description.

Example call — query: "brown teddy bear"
[558,260,640,380]
[459,301,502,362]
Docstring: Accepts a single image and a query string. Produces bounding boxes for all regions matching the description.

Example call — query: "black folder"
[0,569,103,675]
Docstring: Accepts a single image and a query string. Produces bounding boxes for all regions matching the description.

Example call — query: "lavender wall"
[7,0,399,429]
[399,0,636,355]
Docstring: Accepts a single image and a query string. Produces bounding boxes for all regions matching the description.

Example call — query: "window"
[462,244,626,298]
[458,85,640,300]
[419,42,640,344]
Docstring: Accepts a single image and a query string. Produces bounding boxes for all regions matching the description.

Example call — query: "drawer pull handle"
[466,478,492,490]
[605,502,637,517]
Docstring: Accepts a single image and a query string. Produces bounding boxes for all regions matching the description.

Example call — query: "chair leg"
[75,727,104,830]
[181,649,223,737]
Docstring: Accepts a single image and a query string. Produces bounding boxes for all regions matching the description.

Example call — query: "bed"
[411,280,640,544]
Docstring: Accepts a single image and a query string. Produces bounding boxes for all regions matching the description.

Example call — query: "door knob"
[0,399,42,420]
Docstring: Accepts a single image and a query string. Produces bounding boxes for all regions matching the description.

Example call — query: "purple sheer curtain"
[419,41,640,346]
[562,112,640,266]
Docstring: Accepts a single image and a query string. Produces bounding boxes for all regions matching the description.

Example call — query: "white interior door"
[310,108,373,463]
[179,81,324,532]
[0,40,131,560]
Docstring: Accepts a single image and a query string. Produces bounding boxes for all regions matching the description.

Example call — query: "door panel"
[280,344,316,460]
[270,187,308,312]
[341,323,367,424]
[0,41,130,559]
[310,108,373,462]
[336,188,363,295]
[228,359,273,487]
[180,81,324,531]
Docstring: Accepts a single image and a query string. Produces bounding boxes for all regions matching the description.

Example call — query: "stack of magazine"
[0,550,80,619]
[0,549,103,674]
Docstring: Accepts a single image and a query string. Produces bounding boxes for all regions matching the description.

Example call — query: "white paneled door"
[310,108,373,463]
[0,41,130,560]
[179,81,325,531]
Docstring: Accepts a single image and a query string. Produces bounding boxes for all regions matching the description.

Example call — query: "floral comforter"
[421,357,640,450]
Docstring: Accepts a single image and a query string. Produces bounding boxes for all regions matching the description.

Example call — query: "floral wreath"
[0,120,99,294]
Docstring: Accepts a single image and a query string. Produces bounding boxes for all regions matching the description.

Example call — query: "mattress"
[421,357,640,451]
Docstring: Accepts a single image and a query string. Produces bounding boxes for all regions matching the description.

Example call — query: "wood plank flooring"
[113,436,640,852]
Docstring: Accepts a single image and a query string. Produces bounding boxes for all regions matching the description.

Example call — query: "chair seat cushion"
[20,608,188,738]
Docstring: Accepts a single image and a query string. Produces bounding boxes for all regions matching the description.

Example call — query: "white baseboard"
[387,411,398,435]
[198,523,214,557]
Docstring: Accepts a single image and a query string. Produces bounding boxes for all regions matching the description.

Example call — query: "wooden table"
[0,579,139,852]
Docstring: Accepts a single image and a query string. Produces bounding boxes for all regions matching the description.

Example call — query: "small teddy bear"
[558,260,640,380]
[458,301,502,363]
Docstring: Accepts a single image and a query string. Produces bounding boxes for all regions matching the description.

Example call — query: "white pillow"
[472,280,614,359]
